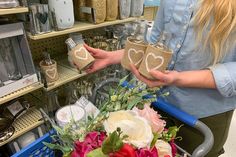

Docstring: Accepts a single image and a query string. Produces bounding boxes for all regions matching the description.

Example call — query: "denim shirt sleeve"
[210,61,236,97]
[148,0,165,44]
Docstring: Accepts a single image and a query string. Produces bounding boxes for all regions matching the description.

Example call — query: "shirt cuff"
[209,64,235,97]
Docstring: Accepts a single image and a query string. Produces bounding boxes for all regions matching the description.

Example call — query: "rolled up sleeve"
[147,0,165,44]
[209,62,236,97]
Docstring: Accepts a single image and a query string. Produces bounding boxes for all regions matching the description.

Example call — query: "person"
[77,0,236,156]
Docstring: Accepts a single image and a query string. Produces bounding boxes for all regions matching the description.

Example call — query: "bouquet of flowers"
[44,77,180,157]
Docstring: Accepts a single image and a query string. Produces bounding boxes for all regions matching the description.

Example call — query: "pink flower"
[135,147,158,157]
[72,132,107,157]
[133,104,166,133]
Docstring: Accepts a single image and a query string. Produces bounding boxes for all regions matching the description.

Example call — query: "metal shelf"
[28,17,143,40]
[43,63,87,92]
[0,82,43,105]
[0,7,28,16]
[0,107,44,147]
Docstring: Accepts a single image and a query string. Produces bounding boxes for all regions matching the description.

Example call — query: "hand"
[130,64,179,88]
[83,44,112,73]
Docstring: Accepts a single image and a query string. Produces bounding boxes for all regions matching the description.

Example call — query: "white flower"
[103,110,153,148]
[155,140,172,157]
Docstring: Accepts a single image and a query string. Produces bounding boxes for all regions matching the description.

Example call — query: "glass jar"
[106,0,118,21]
[86,0,106,24]
[130,0,144,17]
[119,0,131,19]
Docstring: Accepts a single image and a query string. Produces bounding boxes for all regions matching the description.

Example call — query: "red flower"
[72,132,107,157]
[135,147,158,157]
[170,139,177,157]
[109,144,136,157]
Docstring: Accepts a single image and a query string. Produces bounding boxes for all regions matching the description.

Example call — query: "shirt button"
[183,25,188,30]
[171,61,175,65]
[177,44,181,48]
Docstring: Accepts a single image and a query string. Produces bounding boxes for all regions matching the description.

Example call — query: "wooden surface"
[28,17,143,40]
[0,7,28,15]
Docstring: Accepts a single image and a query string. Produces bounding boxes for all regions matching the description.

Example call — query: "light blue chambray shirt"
[148,0,236,118]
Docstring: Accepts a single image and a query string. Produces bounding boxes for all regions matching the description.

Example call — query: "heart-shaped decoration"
[45,68,57,79]
[145,53,164,72]
[128,48,144,66]
[74,47,88,61]
[36,12,48,24]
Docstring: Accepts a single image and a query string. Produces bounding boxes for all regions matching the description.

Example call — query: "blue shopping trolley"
[91,78,214,157]
[12,78,214,157]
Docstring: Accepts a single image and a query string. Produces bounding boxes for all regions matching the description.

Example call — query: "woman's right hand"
[83,44,111,73]
[84,44,124,73]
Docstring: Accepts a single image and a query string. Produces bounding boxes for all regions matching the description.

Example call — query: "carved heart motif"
[36,12,48,24]
[45,68,57,79]
[145,53,164,72]
[74,47,88,61]
[128,48,144,66]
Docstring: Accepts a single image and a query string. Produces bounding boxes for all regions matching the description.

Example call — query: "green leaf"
[101,129,124,154]
[87,148,108,157]
[43,142,72,154]
[119,75,129,86]
[127,97,143,110]
[150,132,159,148]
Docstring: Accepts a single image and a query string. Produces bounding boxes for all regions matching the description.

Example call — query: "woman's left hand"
[130,64,179,88]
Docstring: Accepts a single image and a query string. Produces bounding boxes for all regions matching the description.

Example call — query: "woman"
[80,0,236,156]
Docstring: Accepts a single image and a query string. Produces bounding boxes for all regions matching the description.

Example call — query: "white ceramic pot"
[55,105,86,127]
[48,0,74,30]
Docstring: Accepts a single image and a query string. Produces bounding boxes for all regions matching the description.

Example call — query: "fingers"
[83,44,98,55]
[129,64,162,88]
[150,70,170,83]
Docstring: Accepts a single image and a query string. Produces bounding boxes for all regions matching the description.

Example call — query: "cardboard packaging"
[121,38,147,71]
[138,44,173,80]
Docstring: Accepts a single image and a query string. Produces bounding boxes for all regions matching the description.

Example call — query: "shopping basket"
[91,78,214,157]
[11,129,56,157]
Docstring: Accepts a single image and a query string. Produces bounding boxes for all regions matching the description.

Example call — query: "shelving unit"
[0,107,44,147]
[28,17,143,40]
[0,82,43,105]
[0,7,28,16]
[43,64,87,92]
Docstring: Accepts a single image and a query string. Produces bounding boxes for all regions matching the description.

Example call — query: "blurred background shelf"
[0,107,44,147]
[28,17,143,40]
[0,82,43,105]
[0,7,28,16]
[43,63,87,92]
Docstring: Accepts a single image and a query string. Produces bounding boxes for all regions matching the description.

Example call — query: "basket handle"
[152,98,214,157]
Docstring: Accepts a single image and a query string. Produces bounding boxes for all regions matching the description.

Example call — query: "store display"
[119,0,131,19]
[130,0,144,17]
[0,0,19,8]
[55,105,86,127]
[48,0,74,30]
[133,19,148,41]
[0,23,38,98]
[138,44,173,80]
[66,38,95,71]
[121,37,147,70]
[86,0,106,24]
[29,4,52,35]
[106,0,118,21]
